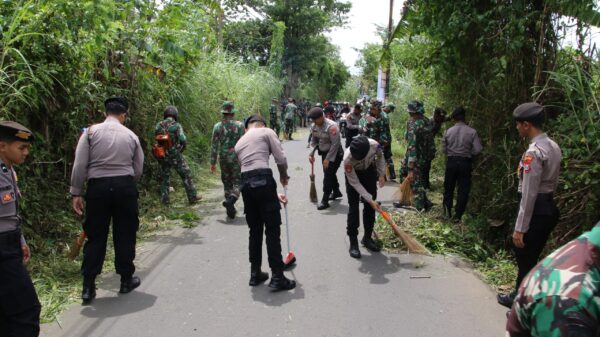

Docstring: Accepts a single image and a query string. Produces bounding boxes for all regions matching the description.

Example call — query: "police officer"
[308,107,343,210]
[0,121,40,336]
[497,102,561,309]
[269,98,280,137]
[210,102,245,219]
[234,115,295,291]
[507,221,600,336]
[345,104,362,148]
[441,107,482,222]
[344,136,386,258]
[71,97,144,304]
[155,106,200,205]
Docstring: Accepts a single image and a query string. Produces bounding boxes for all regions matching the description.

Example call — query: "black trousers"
[514,197,559,290]
[82,176,139,280]
[320,150,343,202]
[241,170,284,273]
[345,129,358,148]
[443,156,472,219]
[0,230,40,337]
[346,166,377,237]
[422,159,432,189]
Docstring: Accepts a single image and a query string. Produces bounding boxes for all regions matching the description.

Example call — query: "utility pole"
[385,0,394,102]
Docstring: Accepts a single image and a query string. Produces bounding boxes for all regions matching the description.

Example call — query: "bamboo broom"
[309,159,318,203]
[379,210,430,255]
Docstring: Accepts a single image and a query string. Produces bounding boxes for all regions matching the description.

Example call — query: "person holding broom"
[234,115,295,291]
[343,136,386,258]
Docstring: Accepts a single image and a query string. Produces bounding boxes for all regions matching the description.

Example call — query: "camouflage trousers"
[270,118,280,137]
[160,154,197,203]
[284,119,294,138]
[220,159,241,199]
[400,157,427,210]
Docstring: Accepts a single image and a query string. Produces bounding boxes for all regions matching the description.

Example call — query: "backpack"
[152,120,176,159]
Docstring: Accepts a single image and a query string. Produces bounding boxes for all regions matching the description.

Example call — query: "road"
[42,128,507,337]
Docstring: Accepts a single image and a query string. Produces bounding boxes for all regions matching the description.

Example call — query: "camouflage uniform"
[284,103,297,140]
[210,116,245,200]
[401,116,432,210]
[506,222,600,337]
[380,110,396,179]
[269,103,280,137]
[359,112,391,145]
[421,117,437,189]
[156,117,198,204]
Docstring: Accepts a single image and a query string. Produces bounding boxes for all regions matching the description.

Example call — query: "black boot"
[349,236,361,259]
[222,196,237,219]
[361,230,381,252]
[249,265,269,286]
[329,190,343,200]
[119,276,141,294]
[317,197,330,210]
[268,271,296,291]
[81,277,96,304]
[497,292,516,309]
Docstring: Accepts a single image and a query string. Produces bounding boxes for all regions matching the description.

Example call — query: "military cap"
[513,102,544,121]
[244,114,266,129]
[407,100,419,113]
[350,136,370,160]
[222,101,234,109]
[0,121,34,142]
[164,105,179,120]
[307,107,324,119]
[385,103,396,111]
[104,96,129,113]
[371,100,383,109]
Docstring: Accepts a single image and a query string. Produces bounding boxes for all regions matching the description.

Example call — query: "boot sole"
[268,282,296,291]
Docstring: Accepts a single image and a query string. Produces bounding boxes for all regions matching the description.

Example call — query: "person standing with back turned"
[71,97,144,304]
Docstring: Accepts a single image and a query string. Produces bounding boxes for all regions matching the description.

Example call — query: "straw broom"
[379,210,430,255]
[309,149,318,203]
[69,232,86,260]
[392,177,414,207]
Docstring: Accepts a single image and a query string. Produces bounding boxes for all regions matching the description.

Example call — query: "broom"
[379,210,430,255]
[283,187,296,268]
[309,161,318,203]
[392,176,414,207]
[69,232,86,260]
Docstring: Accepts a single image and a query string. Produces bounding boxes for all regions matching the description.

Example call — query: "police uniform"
[155,106,199,205]
[70,97,144,303]
[210,103,245,219]
[0,122,40,337]
[441,108,482,221]
[344,136,386,258]
[309,108,343,210]
[507,221,600,336]
[497,102,561,308]
[234,115,295,291]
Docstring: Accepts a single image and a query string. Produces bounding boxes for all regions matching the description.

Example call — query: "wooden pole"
[385,0,394,102]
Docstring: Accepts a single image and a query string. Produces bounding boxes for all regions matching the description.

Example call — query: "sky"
[327,0,404,75]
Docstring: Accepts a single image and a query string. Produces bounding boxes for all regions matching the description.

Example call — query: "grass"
[32,165,217,324]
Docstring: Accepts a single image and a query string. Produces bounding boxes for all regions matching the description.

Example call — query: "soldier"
[344,136,386,259]
[497,102,561,309]
[441,107,482,222]
[210,102,245,219]
[283,98,297,140]
[269,98,280,137]
[0,121,40,337]
[421,107,447,190]
[380,102,396,180]
[308,107,343,210]
[234,114,295,291]
[507,221,600,336]
[155,106,200,205]
[359,101,392,178]
[394,100,432,211]
[345,104,362,148]
[71,97,144,304]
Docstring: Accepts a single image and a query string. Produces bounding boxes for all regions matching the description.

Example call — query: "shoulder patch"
[329,126,338,136]
[1,192,14,204]
[344,164,353,173]
[523,155,534,173]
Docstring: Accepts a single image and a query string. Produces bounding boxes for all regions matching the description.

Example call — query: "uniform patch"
[523,155,534,173]
[330,127,337,136]
[1,192,14,203]
[345,164,353,173]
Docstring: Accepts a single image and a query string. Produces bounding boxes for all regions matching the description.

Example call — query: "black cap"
[244,114,266,129]
[104,96,129,113]
[513,102,544,121]
[307,107,324,119]
[350,136,370,160]
[0,121,34,142]
[451,107,466,119]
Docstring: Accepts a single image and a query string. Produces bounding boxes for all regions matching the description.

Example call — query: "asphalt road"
[42,128,507,337]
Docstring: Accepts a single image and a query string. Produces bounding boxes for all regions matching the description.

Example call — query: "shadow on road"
[80,291,157,318]
[357,253,402,284]
[250,272,306,306]
[216,216,246,226]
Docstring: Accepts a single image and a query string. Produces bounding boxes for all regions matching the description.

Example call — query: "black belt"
[88,175,134,185]
[0,229,21,247]
[448,156,472,161]
[241,168,272,179]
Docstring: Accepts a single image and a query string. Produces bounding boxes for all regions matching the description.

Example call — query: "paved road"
[43,129,507,337]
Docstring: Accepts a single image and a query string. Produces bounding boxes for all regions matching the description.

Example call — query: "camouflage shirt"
[155,117,186,157]
[284,103,297,121]
[210,117,245,165]
[269,104,278,123]
[507,222,600,337]
[359,112,390,145]
[404,117,432,165]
